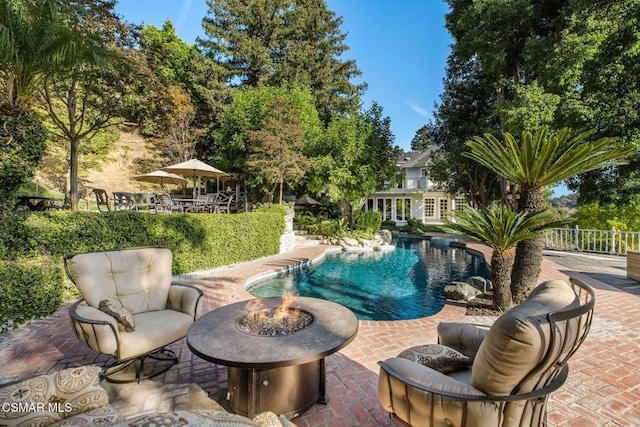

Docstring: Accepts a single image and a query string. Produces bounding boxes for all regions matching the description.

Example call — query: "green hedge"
[0,206,285,331]
[0,258,65,332]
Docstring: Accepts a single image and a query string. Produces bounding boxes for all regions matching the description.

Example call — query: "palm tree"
[465,126,634,303]
[443,205,564,312]
[0,0,83,107]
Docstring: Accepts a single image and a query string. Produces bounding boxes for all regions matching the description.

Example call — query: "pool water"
[248,237,490,320]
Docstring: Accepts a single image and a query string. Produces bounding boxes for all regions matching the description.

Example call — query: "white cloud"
[405,100,430,118]
[177,0,193,31]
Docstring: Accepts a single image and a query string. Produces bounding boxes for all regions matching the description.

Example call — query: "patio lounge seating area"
[1,240,639,426]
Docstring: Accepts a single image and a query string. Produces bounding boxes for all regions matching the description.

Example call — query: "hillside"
[34,130,161,201]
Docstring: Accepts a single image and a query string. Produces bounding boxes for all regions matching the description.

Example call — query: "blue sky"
[114,0,570,197]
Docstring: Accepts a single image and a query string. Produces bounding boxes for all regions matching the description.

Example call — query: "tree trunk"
[491,248,514,312]
[69,139,80,211]
[510,186,546,303]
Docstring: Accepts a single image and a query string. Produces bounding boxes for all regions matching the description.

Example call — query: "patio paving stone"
[0,238,639,425]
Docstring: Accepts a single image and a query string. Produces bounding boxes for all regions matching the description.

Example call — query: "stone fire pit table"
[187,296,359,419]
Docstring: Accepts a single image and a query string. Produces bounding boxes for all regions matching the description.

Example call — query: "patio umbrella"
[295,194,320,206]
[161,159,228,197]
[133,170,188,186]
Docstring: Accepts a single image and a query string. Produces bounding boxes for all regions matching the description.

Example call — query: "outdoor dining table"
[15,195,63,211]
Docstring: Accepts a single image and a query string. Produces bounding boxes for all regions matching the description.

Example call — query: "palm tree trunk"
[511,235,545,303]
[510,186,546,303]
[491,248,514,312]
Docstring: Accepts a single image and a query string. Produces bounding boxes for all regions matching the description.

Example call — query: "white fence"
[544,226,640,256]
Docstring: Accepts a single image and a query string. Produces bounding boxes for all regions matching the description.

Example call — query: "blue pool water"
[248,237,490,320]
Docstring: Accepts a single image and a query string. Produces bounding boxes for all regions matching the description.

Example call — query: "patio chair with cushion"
[378,278,595,427]
[64,247,203,383]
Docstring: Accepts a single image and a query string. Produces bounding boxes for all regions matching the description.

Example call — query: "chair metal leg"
[100,348,178,384]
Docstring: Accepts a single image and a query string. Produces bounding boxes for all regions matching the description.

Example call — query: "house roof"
[396,151,430,168]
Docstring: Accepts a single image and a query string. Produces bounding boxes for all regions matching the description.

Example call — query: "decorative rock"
[357,237,373,247]
[343,237,359,247]
[374,244,395,252]
[344,245,374,252]
[466,276,493,292]
[444,282,482,301]
[376,229,393,245]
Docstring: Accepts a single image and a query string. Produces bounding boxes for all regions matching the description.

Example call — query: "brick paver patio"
[1,238,639,426]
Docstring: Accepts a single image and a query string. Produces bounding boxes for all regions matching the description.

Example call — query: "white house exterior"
[366,151,467,225]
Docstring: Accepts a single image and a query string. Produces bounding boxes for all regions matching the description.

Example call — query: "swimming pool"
[248,236,490,320]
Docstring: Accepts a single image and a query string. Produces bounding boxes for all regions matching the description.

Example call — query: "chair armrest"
[168,283,204,319]
[379,358,568,402]
[437,322,490,359]
[70,300,119,357]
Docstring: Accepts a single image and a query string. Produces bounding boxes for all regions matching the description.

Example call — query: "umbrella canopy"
[161,159,228,197]
[161,159,228,178]
[295,194,320,206]
[133,170,188,185]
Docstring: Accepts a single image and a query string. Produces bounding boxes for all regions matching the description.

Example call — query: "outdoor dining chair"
[92,189,111,212]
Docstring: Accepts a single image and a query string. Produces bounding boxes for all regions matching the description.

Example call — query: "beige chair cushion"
[471,280,579,396]
[437,322,490,359]
[66,247,173,314]
[118,310,194,360]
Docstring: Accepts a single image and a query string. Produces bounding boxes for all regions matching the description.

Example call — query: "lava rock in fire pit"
[236,308,314,336]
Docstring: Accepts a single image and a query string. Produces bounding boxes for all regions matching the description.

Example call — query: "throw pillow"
[397,344,473,374]
[98,299,135,332]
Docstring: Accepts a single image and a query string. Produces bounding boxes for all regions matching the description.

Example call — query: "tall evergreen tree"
[199,0,364,122]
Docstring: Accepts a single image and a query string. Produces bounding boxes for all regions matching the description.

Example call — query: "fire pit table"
[187,296,358,419]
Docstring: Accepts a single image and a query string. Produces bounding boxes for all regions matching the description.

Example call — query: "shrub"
[294,211,328,233]
[355,210,382,234]
[315,219,344,239]
[402,218,427,234]
[381,220,397,230]
[0,258,65,333]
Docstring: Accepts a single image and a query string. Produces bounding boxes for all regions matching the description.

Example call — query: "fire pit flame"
[238,295,314,336]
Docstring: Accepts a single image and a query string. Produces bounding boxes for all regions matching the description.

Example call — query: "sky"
[113,0,570,197]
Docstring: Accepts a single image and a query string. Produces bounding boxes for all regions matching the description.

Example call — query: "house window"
[402,198,411,221]
[454,197,467,211]
[385,199,392,221]
[439,199,449,219]
[421,168,428,177]
[425,198,435,217]
[377,199,384,215]
[367,199,374,211]
[396,199,410,221]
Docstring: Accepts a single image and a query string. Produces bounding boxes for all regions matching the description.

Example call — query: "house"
[365,151,467,224]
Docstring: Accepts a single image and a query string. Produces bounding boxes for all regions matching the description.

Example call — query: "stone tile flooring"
[1,240,639,425]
